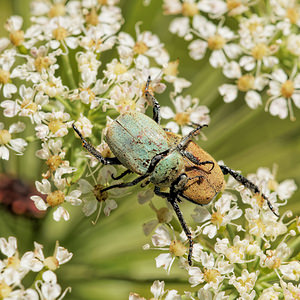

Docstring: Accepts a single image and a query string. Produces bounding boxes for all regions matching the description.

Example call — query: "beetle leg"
[181,150,214,171]
[176,124,208,151]
[111,169,132,180]
[100,174,148,192]
[144,75,161,124]
[154,186,193,266]
[219,165,279,217]
[72,123,121,165]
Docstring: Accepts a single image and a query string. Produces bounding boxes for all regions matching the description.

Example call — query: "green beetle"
[73,76,279,266]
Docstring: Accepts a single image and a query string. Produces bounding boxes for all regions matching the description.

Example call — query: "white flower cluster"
[135,166,300,299]
[0,0,210,221]
[0,236,72,299]
[162,0,300,120]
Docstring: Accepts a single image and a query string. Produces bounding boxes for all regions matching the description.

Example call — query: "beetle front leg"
[219,165,279,217]
[73,124,121,165]
[144,76,161,124]
[101,174,148,192]
[176,124,208,151]
[111,169,132,180]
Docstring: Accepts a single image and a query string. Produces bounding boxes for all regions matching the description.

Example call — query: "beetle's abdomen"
[182,141,225,205]
[105,111,169,175]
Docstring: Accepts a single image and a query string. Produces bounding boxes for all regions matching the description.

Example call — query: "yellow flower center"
[113,62,127,75]
[0,69,10,84]
[203,268,220,283]
[0,129,11,145]
[7,255,20,269]
[281,80,294,98]
[80,87,96,103]
[48,119,64,134]
[48,3,66,18]
[0,281,12,298]
[248,22,261,33]
[164,59,179,77]
[174,112,190,126]
[226,0,242,11]
[20,98,38,113]
[255,219,266,233]
[286,7,299,24]
[228,245,243,260]
[237,74,255,92]
[251,43,268,60]
[46,155,62,171]
[44,256,59,270]
[254,193,264,208]
[52,26,68,41]
[46,190,65,207]
[9,30,24,46]
[207,34,226,50]
[270,256,281,269]
[98,0,108,4]
[85,8,99,26]
[34,56,51,72]
[182,2,198,17]
[133,41,148,55]
[211,211,224,226]
[169,240,186,257]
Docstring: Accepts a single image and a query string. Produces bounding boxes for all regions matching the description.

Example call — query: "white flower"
[31,178,81,221]
[287,33,300,56]
[229,269,258,299]
[160,94,210,135]
[266,68,300,120]
[0,49,18,97]
[189,16,240,68]
[150,225,190,273]
[79,166,121,219]
[0,236,17,257]
[192,193,243,239]
[117,23,169,68]
[1,85,48,124]
[35,111,71,140]
[280,261,300,281]
[219,62,267,108]
[0,122,27,160]
[38,270,62,299]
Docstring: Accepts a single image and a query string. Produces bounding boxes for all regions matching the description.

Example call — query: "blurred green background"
[0,1,299,299]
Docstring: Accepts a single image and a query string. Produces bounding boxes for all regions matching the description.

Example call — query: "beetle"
[72,76,279,266]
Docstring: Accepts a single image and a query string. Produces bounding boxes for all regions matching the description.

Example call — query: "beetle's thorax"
[149,151,185,187]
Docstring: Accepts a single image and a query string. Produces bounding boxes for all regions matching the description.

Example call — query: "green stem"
[258,270,278,282]
[55,95,73,113]
[30,269,45,289]
[61,53,77,90]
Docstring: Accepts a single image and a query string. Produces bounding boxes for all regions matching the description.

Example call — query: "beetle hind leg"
[154,184,194,266]
[219,165,279,217]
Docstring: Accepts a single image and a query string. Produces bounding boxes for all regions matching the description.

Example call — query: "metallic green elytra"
[105,111,170,175]
[106,111,185,187]
[73,76,279,267]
